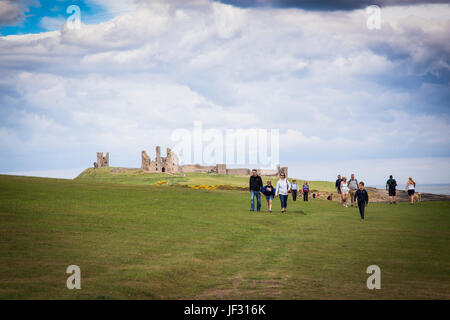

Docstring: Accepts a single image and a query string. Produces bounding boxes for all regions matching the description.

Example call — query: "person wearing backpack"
[302,181,310,201]
[386,175,397,204]
[262,180,276,213]
[348,174,359,207]
[275,172,291,213]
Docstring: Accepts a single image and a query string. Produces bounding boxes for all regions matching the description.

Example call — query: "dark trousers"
[279,194,288,209]
[292,190,297,201]
[303,191,308,201]
[358,201,366,219]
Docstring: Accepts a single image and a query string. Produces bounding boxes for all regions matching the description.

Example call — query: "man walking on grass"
[386,175,397,204]
[249,169,263,212]
[348,173,358,207]
[335,174,342,203]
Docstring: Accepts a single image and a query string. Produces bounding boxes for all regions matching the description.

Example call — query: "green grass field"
[76,167,336,192]
[0,173,449,299]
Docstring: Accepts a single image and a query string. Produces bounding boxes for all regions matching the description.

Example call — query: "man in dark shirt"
[354,182,369,220]
[335,174,342,203]
[386,175,397,204]
[249,169,263,212]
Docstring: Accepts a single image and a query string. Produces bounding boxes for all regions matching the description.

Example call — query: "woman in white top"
[275,172,291,213]
[405,177,416,204]
[340,176,350,207]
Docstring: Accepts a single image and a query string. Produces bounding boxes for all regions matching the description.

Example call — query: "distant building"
[142,146,180,173]
[95,147,287,176]
[94,152,109,168]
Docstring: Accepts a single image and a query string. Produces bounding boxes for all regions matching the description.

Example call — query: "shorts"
[407,189,415,196]
[265,195,274,201]
[388,189,396,196]
[341,188,349,195]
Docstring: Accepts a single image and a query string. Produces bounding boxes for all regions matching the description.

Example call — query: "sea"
[368,184,450,196]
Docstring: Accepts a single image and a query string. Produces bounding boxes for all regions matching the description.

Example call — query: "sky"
[0,0,449,185]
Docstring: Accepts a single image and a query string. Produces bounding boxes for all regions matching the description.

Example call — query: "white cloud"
[0,1,449,181]
[40,15,66,31]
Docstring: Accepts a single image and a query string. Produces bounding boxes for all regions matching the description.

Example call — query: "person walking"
[275,172,291,213]
[335,174,342,203]
[386,175,397,204]
[262,180,276,213]
[302,181,309,201]
[291,180,299,201]
[348,174,358,207]
[354,182,369,220]
[340,176,350,207]
[405,177,416,205]
[249,169,263,212]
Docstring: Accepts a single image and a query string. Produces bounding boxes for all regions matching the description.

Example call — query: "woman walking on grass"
[405,177,416,204]
[340,176,350,207]
[275,172,291,213]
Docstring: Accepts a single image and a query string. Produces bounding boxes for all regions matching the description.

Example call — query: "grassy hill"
[1,174,449,299]
[76,167,336,193]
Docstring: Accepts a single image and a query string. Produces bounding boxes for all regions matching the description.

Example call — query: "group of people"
[385,175,417,205]
[333,173,418,219]
[334,174,369,220]
[250,169,419,220]
[249,169,310,214]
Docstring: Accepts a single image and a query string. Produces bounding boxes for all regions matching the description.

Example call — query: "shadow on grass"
[288,210,307,215]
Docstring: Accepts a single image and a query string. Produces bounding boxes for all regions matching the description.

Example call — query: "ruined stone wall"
[141,151,150,171]
[139,147,286,176]
[142,146,180,173]
[164,148,179,173]
[180,164,215,173]
[95,152,109,168]
[226,168,251,175]
[216,164,227,174]
[258,169,279,176]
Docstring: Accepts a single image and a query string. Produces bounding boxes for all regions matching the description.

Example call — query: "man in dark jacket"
[354,182,369,220]
[335,174,342,203]
[249,169,263,212]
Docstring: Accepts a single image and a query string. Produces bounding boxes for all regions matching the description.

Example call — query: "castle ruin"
[94,152,109,168]
[94,147,287,176]
[141,146,180,173]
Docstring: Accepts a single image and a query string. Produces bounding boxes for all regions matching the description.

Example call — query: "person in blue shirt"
[354,182,369,220]
[302,181,310,201]
[262,180,276,213]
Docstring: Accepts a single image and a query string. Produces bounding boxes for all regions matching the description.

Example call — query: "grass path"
[0,175,449,299]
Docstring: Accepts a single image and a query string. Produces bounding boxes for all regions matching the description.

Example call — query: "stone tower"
[95,152,109,168]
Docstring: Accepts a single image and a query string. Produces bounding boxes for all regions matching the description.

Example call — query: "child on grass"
[262,181,276,213]
[354,182,369,220]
